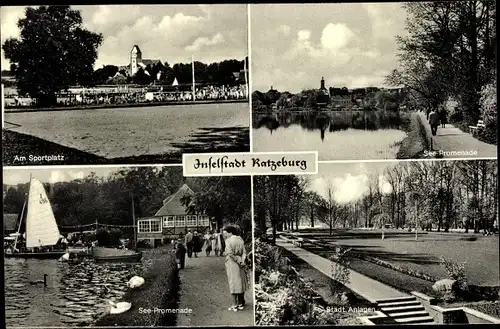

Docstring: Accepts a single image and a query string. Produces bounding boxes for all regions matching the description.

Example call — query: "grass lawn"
[305,230,498,286]
[300,242,436,296]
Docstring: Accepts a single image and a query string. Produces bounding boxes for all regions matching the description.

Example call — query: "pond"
[252,111,409,161]
[4,257,145,327]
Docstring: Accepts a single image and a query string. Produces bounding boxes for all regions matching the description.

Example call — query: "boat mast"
[13,174,31,250]
[13,198,27,251]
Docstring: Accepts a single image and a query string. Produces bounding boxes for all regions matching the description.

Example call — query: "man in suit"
[429,109,440,136]
[185,229,193,258]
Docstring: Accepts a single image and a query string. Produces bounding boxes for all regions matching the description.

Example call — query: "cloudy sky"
[1,5,247,69]
[3,167,124,185]
[251,3,407,93]
[307,162,397,204]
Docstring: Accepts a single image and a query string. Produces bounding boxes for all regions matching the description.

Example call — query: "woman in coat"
[223,225,249,311]
[192,231,202,257]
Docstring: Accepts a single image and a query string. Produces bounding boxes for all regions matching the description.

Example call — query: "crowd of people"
[173,225,250,312]
[4,84,248,108]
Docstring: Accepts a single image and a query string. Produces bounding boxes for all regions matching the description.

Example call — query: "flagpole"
[192,55,196,101]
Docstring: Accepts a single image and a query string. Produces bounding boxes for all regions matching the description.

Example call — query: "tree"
[94,65,119,85]
[181,177,251,239]
[2,6,102,106]
[318,182,344,236]
[387,1,497,127]
[303,191,323,228]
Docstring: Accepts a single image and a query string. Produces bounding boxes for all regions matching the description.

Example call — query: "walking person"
[440,108,448,128]
[223,225,249,312]
[174,238,186,269]
[428,109,440,136]
[192,231,202,258]
[185,229,193,258]
[204,231,212,256]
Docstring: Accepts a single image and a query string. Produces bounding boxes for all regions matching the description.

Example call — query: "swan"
[127,276,145,288]
[30,274,48,286]
[108,300,132,314]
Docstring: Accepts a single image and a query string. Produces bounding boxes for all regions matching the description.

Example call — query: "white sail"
[172,77,179,86]
[25,178,60,248]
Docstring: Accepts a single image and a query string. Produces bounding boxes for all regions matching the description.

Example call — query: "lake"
[252,111,409,161]
[3,103,250,159]
[4,258,145,327]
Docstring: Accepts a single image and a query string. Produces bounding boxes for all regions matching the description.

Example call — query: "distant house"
[136,184,211,247]
[3,213,18,234]
[331,95,353,109]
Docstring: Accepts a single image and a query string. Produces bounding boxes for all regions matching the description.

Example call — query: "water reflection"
[252,110,409,160]
[253,110,406,141]
[5,258,144,327]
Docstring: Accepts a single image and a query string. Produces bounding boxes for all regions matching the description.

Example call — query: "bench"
[469,120,486,135]
[292,237,304,247]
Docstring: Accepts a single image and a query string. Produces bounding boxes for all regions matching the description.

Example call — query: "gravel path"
[417,112,497,158]
[176,254,254,326]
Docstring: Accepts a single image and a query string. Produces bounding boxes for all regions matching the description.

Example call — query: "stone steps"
[378,300,421,308]
[395,315,435,324]
[376,296,435,325]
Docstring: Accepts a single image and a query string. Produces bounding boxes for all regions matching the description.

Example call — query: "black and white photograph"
[2,5,249,166]
[254,160,499,325]
[251,2,497,161]
[3,166,253,327]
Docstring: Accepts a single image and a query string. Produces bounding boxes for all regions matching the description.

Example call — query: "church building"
[123,45,163,76]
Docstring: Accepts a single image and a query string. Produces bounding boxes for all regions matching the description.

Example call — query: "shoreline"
[4,99,248,113]
[396,112,430,159]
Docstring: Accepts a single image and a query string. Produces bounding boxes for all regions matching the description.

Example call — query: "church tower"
[130,45,142,76]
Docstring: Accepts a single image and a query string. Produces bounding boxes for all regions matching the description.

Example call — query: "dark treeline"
[252,87,407,113]
[3,168,251,240]
[93,57,248,87]
[254,160,498,244]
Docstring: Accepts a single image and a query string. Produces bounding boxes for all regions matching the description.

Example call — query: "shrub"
[440,257,468,291]
[329,246,351,297]
[254,240,339,325]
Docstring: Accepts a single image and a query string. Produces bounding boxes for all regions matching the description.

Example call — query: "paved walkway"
[176,253,253,326]
[276,238,407,303]
[417,112,496,158]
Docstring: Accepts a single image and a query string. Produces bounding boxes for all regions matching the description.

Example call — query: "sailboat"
[4,177,66,259]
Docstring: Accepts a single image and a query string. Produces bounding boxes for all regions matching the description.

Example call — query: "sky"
[3,167,123,186]
[251,3,407,93]
[306,162,398,204]
[1,5,248,70]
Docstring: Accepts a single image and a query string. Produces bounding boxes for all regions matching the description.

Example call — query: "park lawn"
[300,243,436,296]
[316,232,499,287]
